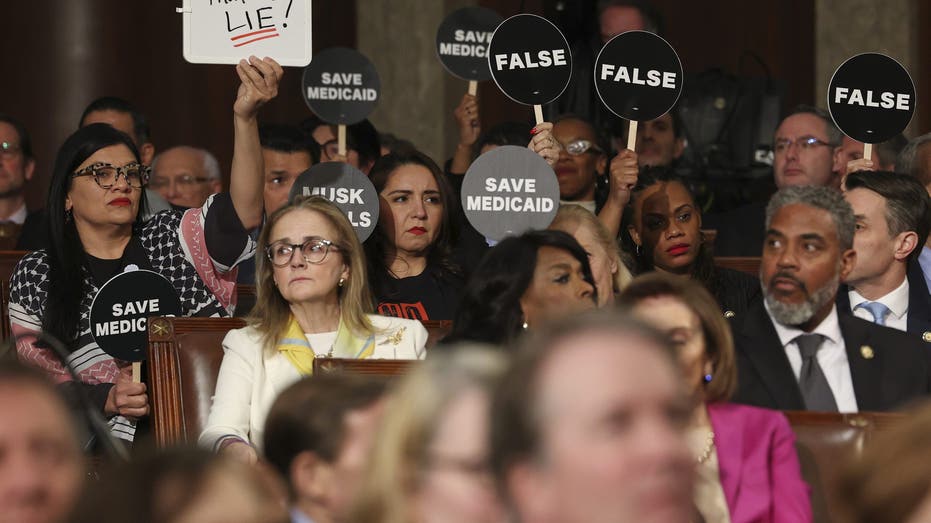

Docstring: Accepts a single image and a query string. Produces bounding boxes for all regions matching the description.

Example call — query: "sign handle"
[627,120,638,151]
[337,125,347,157]
[468,80,478,96]
[533,105,544,125]
[863,143,873,162]
[132,361,141,384]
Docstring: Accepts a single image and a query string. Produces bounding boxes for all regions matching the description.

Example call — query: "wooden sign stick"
[627,120,638,151]
[863,142,873,162]
[533,104,544,125]
[338,124,347,157]
[132,361,141,383]
[468,80,478,96]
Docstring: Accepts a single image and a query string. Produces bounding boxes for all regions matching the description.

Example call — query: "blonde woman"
[550,204,633,306]
[200,196,427,462]
[349,347,508,523]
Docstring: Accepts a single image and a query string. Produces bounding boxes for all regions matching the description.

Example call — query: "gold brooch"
[922,331,931,343]
[381,327,406,346]
[723,310,736,319]
[860,345,874,360]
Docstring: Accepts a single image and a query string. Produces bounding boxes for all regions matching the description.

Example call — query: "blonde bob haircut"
[549,204,633,297]
[348,346,506,523]
[249,195,375,351]
[618,272,738,403]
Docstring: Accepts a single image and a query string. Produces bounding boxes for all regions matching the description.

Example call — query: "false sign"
[828,53,915,145]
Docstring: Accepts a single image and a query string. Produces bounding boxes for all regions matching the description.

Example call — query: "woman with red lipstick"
[366,150,464,321]
[9,57,281,445]
[625,167,760,317]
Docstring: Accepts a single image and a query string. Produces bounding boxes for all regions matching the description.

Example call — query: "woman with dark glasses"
[9,57,281,446]
[200,196,426,463]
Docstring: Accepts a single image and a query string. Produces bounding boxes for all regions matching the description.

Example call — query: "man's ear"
[839,248,857,282]
[290,451,331,502]
[893,231,919,262]
[140,143,156,166]
[673,137,685,159]
[24,158,35,181]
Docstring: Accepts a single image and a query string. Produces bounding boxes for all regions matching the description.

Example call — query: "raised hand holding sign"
[488,14,572,125]
[302,47,381,157]
[828,53,915,161]
[594,31,683,151]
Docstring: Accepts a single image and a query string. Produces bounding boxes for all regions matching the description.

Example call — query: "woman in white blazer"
[200,196,427,462]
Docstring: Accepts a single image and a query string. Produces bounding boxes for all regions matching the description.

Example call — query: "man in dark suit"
[705,106,842,257]
[836,171,931,343]
[733,185,930,412]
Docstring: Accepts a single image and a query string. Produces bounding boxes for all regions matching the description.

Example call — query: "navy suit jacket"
[836,260,931,344]
[732,299,931,411]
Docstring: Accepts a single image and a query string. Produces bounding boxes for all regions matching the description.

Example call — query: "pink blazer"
[707,402,812,523]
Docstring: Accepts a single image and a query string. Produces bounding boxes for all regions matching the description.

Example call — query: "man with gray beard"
[731,185,930,412]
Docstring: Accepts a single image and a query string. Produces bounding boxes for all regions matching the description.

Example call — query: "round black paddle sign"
[436,7,503,81]
[487,14,572,105]
[461,145,560,240]
[90,269,182,362]
[302,47,381,125]
[594,30,683,121]
[289,162,380,242]
[828,53,915,144]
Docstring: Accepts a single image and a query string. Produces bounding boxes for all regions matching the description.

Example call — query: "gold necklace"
[697,430,715,464]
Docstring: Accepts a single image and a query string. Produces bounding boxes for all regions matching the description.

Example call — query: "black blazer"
[732,299,931,411]
[835,260,931,344]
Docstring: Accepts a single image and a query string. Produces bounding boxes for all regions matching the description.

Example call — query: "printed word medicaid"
[494,50,567,71]
[834,88,911,111]
[306,72,376,101]
[599,65,677,89]
[466,177,553,212]
[439,30,493,57]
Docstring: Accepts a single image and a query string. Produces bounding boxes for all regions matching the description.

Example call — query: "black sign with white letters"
[436,7,503,81]
[90,269,182,362]
[302,47,380,125]
[594,30,683,121]
[487,14,572,105]
[289,162,380,242]
[828,53,915,143]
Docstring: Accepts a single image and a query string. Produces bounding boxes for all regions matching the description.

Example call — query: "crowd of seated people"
[4,8,931,521]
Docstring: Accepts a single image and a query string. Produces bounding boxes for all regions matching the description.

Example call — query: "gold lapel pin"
[723,310,735,319]
[922,332,931,343]
[860,345,874,360]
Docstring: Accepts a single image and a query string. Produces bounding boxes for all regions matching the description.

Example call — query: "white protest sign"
[180,0,313,66]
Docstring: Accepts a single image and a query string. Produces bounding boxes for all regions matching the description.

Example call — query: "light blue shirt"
[290,507,315,523]
[919,246,931,294]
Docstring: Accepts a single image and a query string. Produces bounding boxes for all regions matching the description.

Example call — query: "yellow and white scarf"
[276,315,376,375]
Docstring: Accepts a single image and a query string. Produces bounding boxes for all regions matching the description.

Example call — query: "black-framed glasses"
[73,162,150,189]
[148,175,211,190]
[0,142,22,157]
[265,238,339,267]
[557,139,603,156]
[773,136,833,154]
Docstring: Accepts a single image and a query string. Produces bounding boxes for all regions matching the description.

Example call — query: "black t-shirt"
[374,267,463,321]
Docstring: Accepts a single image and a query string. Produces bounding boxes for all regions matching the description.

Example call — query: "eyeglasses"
[557,139,603,156]
[773,136,833,154]
[73,162,150,189]
[266,238,339,267]
[0,142,21,158]
[148,174,211,190]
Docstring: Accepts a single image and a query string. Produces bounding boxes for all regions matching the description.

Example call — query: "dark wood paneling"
[2,1,356,211]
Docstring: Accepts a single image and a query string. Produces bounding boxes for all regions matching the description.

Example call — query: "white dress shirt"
[765,302,859,412]
[1,203,27,225]
[849,278,909,331]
